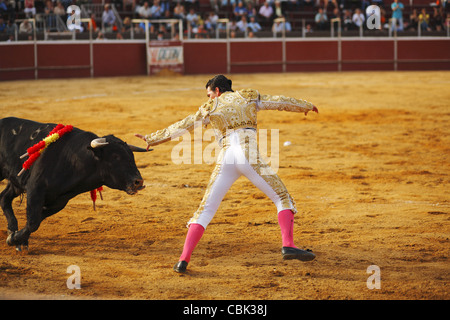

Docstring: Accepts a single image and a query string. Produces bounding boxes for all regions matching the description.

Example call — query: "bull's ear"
[127,144,152,152]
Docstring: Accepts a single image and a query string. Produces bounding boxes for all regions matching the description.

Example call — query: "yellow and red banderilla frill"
[17,124,73,176]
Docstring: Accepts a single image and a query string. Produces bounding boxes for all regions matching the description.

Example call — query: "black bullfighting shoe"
[282,247,316,261]
[173,260,188,273]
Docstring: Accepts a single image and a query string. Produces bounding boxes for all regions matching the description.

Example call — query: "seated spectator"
[24,0,36,18]
[272,16,292,33]
[173,3,186,20]
[431,6,444,31]
[330,7,341,31]
[418,8,431,31]
[246,2,257,19]
[258,1,274,26]
[342,9,354,30]
[122,16,131,33]
[138,2,152,19]
[54,1,65,18]
[5,19,17,38]
[102,4,116,32]
[205,11,219,31]
[236,15,248,32]
[274,1,284,19]
[315,7,328,30]
[248,15,262,32]
[151,0,164,19]
[186,8,199,29]
[19,19,33,33]
[352,8,365,29]
[403,8,418,31]
[234,1,248,20]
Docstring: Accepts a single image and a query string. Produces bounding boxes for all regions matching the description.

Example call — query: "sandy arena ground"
[0,71,449,300]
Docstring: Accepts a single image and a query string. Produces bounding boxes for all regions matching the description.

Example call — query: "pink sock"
[278,209,297,248]
[179,223,205,263]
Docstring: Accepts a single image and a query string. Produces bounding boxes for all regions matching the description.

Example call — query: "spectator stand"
[1,0,448,41]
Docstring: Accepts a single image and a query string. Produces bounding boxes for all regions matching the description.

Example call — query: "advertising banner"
[148,40,184,75]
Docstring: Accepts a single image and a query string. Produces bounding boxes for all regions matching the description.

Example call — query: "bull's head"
[89,136,150,195]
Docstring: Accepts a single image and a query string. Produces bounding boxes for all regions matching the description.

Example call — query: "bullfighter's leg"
[0,182,21,235]
[7,188,44,251]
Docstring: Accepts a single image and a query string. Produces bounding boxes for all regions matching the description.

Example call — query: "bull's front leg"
[6,188,44,252]
[0,182,20,236]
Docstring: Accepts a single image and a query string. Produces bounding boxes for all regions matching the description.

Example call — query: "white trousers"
[188,130,296,229]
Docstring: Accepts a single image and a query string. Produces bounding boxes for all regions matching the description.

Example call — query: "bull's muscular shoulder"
[237,89,260,101]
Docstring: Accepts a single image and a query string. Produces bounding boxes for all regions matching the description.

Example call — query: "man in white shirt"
[102,4,116,31]
[258,1,273,25]
[352,8,365,29]
[248,16,262,32]
[138,1,152,19]
[236,15,248,32]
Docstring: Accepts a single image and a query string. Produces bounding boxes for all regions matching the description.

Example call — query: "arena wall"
[1,38,449,81]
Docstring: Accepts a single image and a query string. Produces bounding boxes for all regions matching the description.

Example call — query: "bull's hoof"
[6,231,15,246]
[6,231,27,252]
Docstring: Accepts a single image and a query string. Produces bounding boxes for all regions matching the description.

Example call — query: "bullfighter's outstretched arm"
[257,92,318,115]
[135,100,212,148]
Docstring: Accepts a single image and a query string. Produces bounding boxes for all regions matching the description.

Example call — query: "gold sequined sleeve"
[144,103,211,146]
[257,93,315,114]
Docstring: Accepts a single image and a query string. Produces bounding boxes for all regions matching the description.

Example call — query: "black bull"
[0,117,148,251]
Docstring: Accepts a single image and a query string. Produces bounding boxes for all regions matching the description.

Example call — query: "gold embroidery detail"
[259,94,314,113]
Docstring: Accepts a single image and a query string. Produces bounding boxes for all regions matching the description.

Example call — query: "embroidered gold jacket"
[144,89,315,147]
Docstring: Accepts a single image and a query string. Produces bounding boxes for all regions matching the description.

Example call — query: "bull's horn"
[91,138,109,148]
[127,144,152,152]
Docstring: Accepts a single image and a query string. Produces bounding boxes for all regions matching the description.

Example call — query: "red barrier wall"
[341,40,395,71]
[286,41,338,72]
[37,43,91,79]
[398,39,450,70]
[93,43,147,77]
[1,38,449,81]
[231,41,283,73]
[183,41,227,74]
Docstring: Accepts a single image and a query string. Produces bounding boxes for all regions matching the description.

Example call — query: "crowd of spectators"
[0,0,449,40]
[311,0,450,33]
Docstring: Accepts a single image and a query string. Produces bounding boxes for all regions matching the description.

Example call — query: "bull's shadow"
[0,117,149,252]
